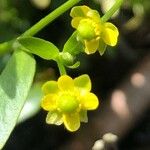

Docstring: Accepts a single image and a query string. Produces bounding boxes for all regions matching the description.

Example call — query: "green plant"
[0,0,123,149]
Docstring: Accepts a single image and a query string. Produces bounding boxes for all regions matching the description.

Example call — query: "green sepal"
[79,110,88,123]
[63,31,84,56]
[98,39,107,56]
[16,37,59,60]
[67,61,80,69]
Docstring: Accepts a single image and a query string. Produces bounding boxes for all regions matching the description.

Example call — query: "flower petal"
[80,110,88,123]
[63,113,80,132]
[74,74,91,92]
[46,111,63,125]
[41,94,57,111]
[42,81,58,95]
[84,38,99,54]
[81,93,99,110]
[101,23,119,46]
[70,5,90,18]
[71,17,83,28]
[104,22,119,37]
[58,75,74,91]
[87,10,100,23]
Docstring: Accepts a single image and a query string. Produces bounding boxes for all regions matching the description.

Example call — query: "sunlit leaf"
[18,82,43,123]
[0,50,36,149]
[17,37,59,60]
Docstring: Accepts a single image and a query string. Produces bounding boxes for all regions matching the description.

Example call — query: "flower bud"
[59,52,74,66]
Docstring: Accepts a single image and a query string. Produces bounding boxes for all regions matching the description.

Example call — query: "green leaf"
[63,31,84,55]
[17,37,59,60]
[18,82,43,124]
[0,50,36,149]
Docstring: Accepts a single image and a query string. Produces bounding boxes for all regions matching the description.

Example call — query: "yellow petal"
[87,10,100,23]
[58,75,74,91]
[42,81,58,95]
[84,38,99,54]
[104,22,119,37]
[71,17,83,28]
[80,5,91,16]
[70,5,90,18]
[41,94,57,111]
[46,111,63,125]
[74,74,91,92]
[81,93,99,110]
[63,113,80,132]
[101,23,119,46]
[101,28,118,46]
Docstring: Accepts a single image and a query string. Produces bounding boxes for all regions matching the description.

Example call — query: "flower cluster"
[40,5,119,132]
[41,74,99,132]
[70,5,119,55]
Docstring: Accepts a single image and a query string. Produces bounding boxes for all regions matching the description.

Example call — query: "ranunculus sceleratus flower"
[41,74,99,132]
[70,5,119,55]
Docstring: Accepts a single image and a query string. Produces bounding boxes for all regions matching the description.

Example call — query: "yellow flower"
[70,5,119,55]
[41,74,99,132]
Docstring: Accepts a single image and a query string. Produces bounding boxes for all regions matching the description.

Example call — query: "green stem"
[0,40,14,56]
[22,0,82,37]
[0,0,82,55]
[57,60,67,75]
[101,0,123,23]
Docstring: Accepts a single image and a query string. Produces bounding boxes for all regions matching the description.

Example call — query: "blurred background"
[0,0,150,149]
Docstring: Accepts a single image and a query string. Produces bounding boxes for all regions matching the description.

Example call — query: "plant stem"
[0,40,14,56]
[22,0,82,37]
[101,0,123,23]
[0,0,82,55]
[57,60,67,75]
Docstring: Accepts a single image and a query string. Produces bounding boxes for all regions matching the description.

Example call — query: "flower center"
[77,19,97,40]
[57,94,79,113]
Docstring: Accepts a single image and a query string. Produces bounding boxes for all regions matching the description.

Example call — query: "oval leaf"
[17,37,59,60]
[0,50,36,149]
